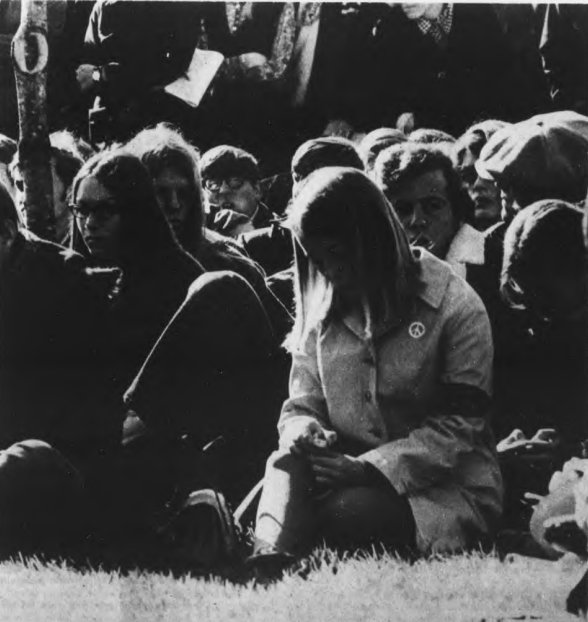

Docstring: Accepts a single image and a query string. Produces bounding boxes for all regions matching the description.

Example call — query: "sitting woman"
[68,150,281,539]
[250,167,502,573]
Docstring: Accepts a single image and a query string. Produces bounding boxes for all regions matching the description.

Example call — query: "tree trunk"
[12,0,55,240]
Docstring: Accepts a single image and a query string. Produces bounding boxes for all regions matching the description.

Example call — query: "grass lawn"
[0,549,584,622]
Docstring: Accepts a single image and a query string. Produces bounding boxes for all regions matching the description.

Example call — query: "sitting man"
[507,201,588,616]
[125,124,292,342]
[0,181,117,556]
[374,142,485,285]
[497,201,588,515]
[200,145,276,240]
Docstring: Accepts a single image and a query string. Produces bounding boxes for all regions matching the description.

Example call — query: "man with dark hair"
[290,136,364,195]
[496,200,588,538]
[10,135,84,245]
[374,142,484,283]
[0,181,116,555]
[200,145,275,239]
[358,128,407,176]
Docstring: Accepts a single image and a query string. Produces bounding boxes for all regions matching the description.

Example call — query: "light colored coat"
[279,250,503,554]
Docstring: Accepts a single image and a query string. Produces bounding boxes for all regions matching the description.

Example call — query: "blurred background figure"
[453,120,511,232]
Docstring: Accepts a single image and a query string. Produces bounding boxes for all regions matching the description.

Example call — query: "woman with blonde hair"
[250,167,502,574]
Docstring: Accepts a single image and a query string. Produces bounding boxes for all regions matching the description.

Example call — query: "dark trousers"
[255,448,416,556]
[0,271,285,556]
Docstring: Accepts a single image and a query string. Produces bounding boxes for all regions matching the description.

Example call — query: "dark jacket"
[106,246,206,395]
[199,229,293,343]
[239,221,293,278]
[364,4,521,135]
[84,0,232,106]
[0,231,119,463]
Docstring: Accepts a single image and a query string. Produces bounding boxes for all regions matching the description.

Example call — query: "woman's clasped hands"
[280,419,369,488]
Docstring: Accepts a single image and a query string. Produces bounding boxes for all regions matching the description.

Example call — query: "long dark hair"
[286,167,418,351]
[125,124,204,255]
[70,149,183,269]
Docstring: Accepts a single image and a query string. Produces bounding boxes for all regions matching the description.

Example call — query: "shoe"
[159,489,238,570]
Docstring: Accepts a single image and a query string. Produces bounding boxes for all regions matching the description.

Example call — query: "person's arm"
[222,3,297,83]
[278,324,333,447]
[361,289,495,494]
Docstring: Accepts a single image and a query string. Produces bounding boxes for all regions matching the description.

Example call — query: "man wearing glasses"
[200,145,275,239]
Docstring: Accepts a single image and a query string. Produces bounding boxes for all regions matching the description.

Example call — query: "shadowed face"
[153,167,193,238]
[12,162,71,241]
[298,232,364,298]
[73,176,122,264]
[386,169,458,258]
[459,148,501,231]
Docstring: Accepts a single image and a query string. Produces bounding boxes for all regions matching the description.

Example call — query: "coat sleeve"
[361,291,495,495]
[278,325,331,438]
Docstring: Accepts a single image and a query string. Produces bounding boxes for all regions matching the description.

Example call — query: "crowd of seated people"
[0,3,587,606]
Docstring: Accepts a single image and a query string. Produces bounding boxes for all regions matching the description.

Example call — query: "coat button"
[364,390,372,402]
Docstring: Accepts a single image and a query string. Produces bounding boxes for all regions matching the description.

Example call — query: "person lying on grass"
[249,167,503,576]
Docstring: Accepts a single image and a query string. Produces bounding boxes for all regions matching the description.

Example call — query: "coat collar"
[445,223,486,276]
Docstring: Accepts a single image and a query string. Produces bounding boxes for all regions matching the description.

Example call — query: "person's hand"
[238,52,268,69]
[497,428,560,456]
[279,419,336,455]
[306,449,369,488]
[76,64,98,93]
[549,457,588,493]
[213,209,252,238]
[323,119,354,139]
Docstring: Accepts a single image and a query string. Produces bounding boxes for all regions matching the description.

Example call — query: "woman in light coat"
[250,167,502,574]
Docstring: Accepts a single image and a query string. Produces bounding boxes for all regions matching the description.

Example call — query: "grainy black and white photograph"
[0,0,587,619]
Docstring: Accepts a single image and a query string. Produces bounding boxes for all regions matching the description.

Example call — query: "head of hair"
[10,133,84,191]
[199,145,260,185]
[286,167,417,351]
[125,123,204,251]
[50,130,96,163]
[359,128,407,174]
[454,120,511,167]
[409,128,456,145]
[0,134,17,166]
[501,199,585,308]
[0,181,19,236]
[71,149,179,266]
[291,137,364,185]
[374,142,473,224]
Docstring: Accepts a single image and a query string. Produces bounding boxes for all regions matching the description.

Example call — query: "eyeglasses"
[68,201,121,223]
[203,177,247,193]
